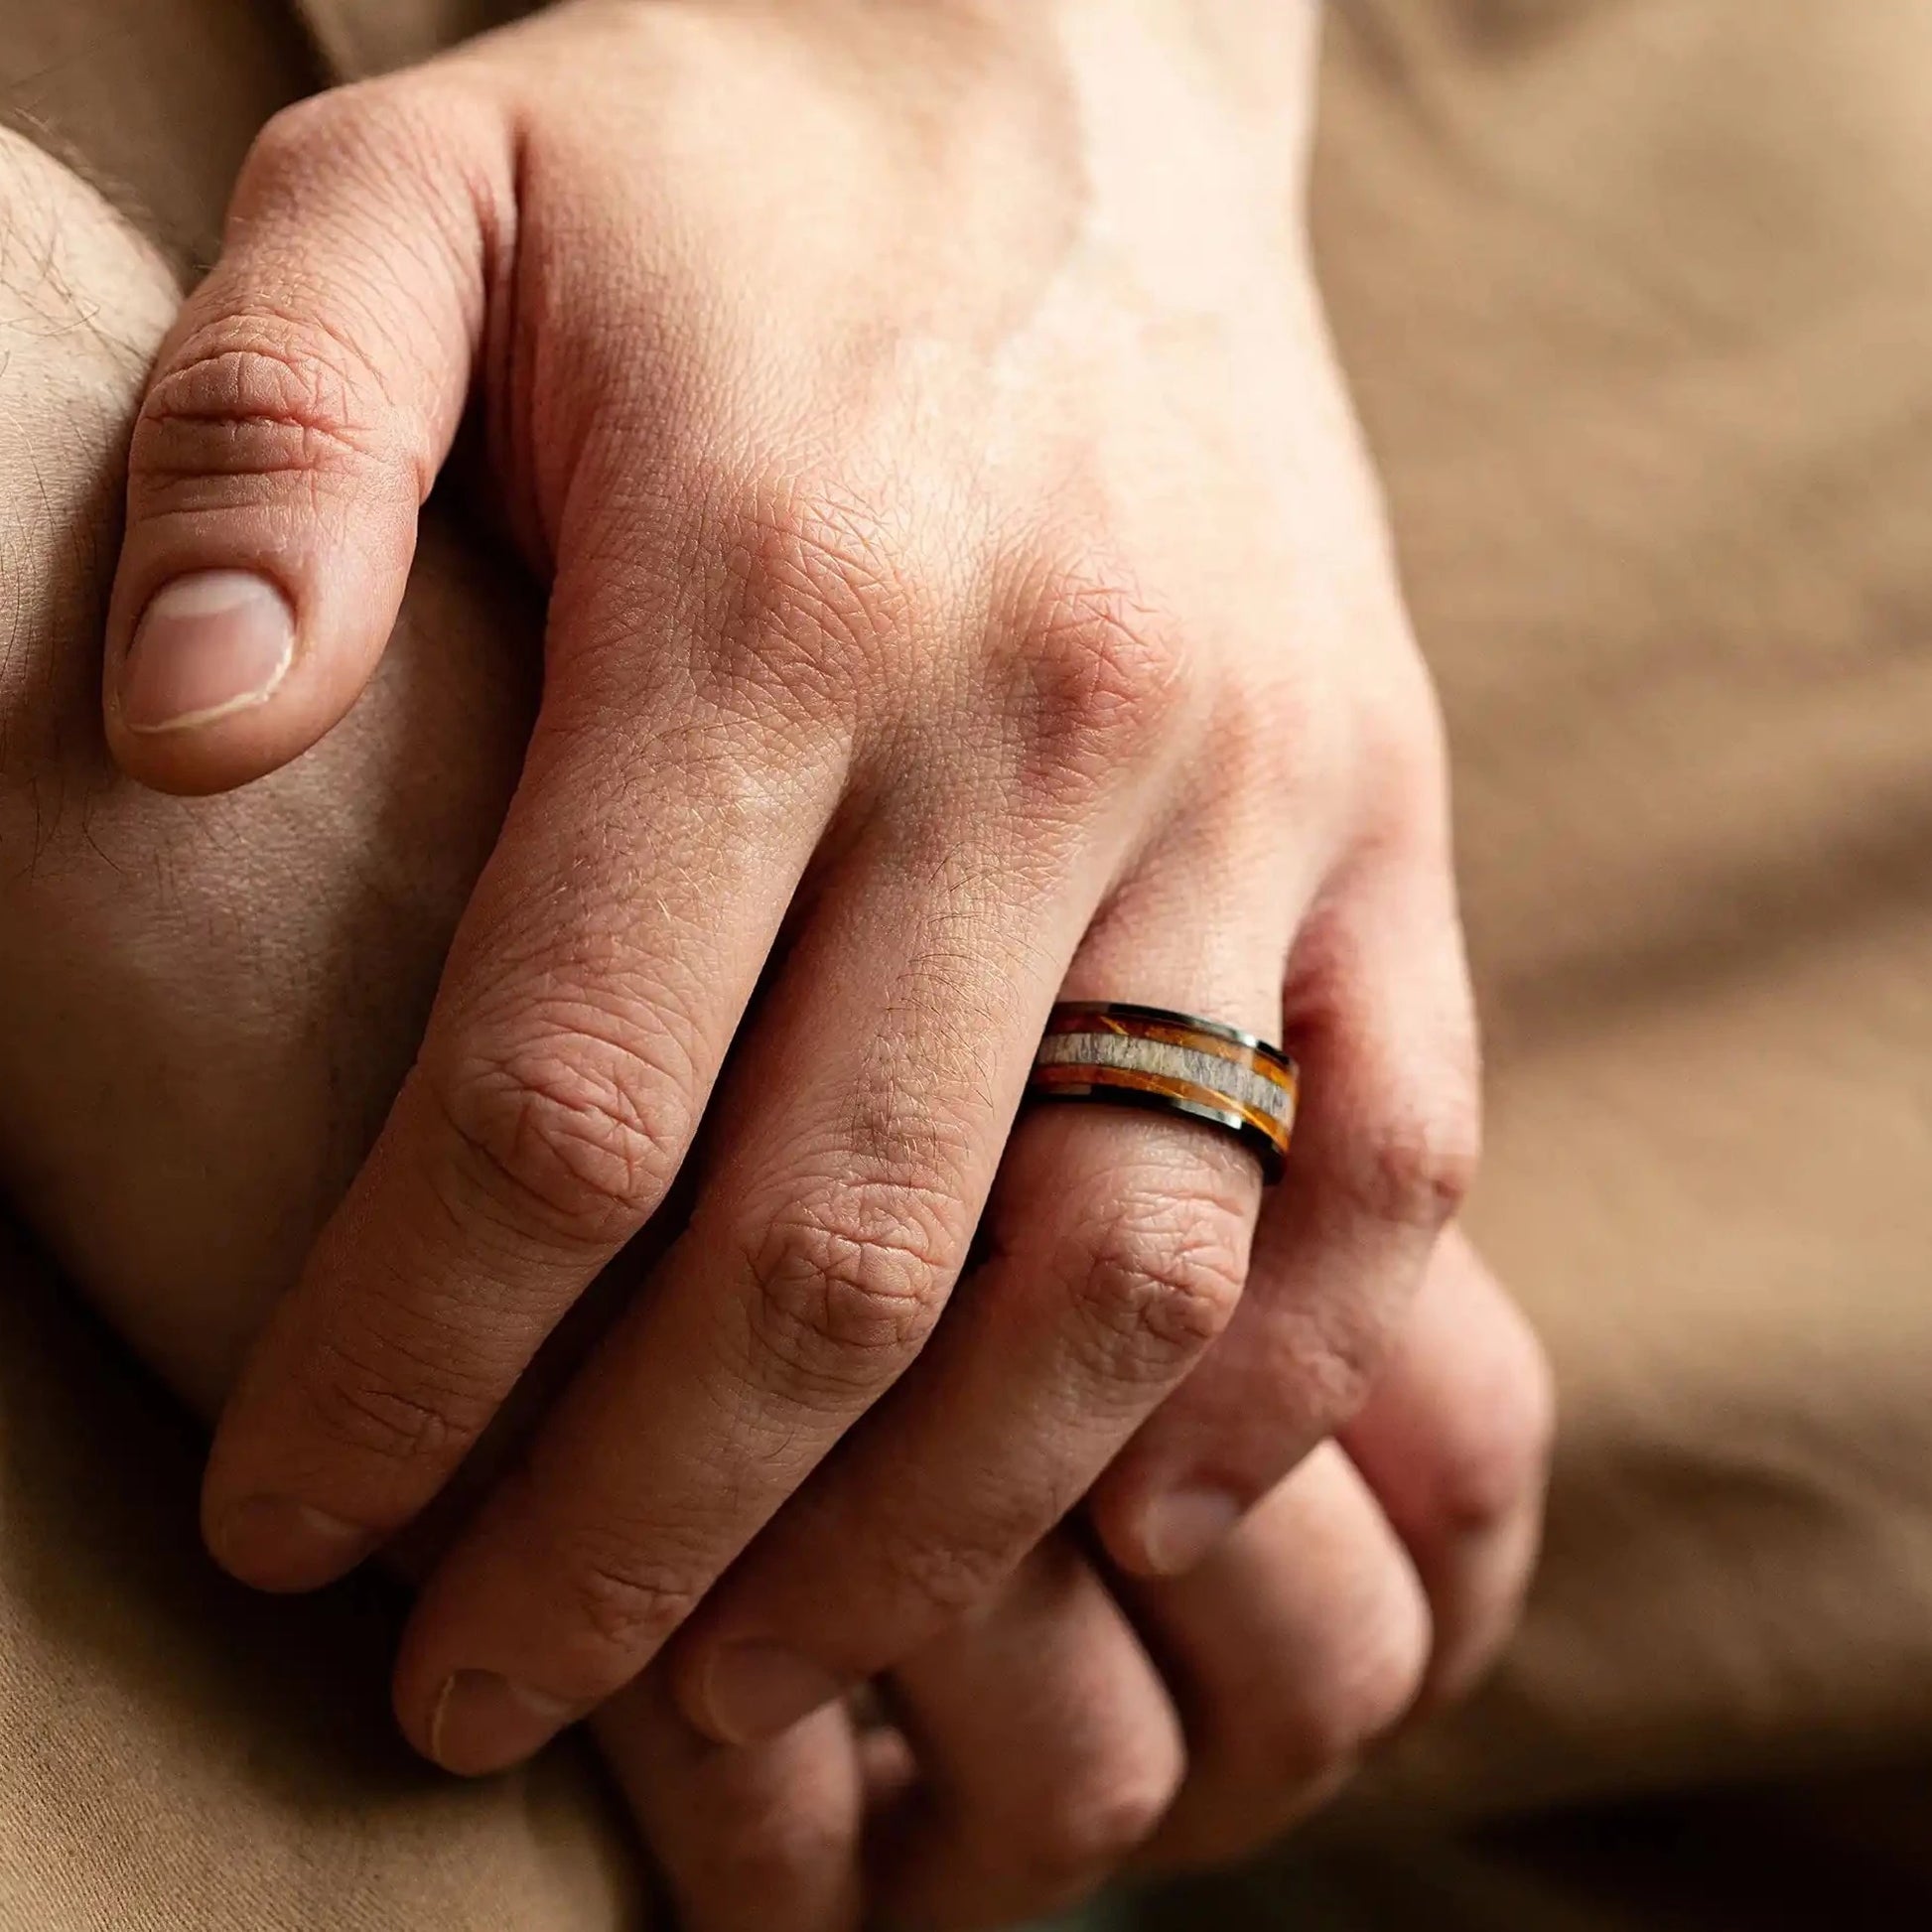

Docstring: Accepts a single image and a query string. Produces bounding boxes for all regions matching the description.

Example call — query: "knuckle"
[740,1184,959,1400]
[134,318,391,499]
[1065,1189,1251,1383]
[433,1033,689,1247]
[873,1532,1010,1629]
[243,76,499,219]
[870,1496,1047,1630]
[554,1529,699,1666]
[1353,666,1452,839]
[1210,672,1339,817]
[681,1789,850,1900]
[711,475,927,715]
[1304,1574,1432,1773]
[1265,1293,1404,1446]
[238,92,353,191]
[1018,1747,1181,1888]
[1254,1566,1430,1786]
[293,1332,486,1472]
[1010,551,1192,778]
[1432,1331,1557,1540]
[1347,1081,1482,1237]
[137,80,500,517]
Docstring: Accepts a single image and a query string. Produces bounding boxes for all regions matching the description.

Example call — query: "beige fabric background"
[2,0,1929,1925]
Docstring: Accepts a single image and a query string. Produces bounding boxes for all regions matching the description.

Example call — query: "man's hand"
[101,0,1485,1780]
[0,108,1547,1930]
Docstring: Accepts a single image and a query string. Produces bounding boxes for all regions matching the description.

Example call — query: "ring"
[1028,1001,1300,1181]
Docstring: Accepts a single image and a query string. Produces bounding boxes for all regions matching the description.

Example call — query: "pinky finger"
[592,1673,866,1932]
[1340,1226,1555,1707]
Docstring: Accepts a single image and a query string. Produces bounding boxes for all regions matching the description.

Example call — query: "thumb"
[105,82,507,794]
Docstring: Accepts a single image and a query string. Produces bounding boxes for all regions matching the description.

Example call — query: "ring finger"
[1088,806,1482,1579]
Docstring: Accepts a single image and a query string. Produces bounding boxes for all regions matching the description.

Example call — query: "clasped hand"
[92,2,1547,1921]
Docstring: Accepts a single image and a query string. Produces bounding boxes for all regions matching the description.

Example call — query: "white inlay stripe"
[1035,1031,1294,1125]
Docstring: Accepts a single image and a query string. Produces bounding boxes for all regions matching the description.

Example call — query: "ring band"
[1028,1001,1300,1181]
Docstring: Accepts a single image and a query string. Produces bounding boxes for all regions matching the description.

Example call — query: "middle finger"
[393,788,1101,1772]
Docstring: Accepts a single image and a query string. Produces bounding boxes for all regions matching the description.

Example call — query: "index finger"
[200,589,840,1589]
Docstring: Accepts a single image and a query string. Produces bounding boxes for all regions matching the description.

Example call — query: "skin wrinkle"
[142,320,392,461]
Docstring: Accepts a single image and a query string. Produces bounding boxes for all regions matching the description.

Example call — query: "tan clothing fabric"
[2,0,1928,1925]
[0,1230,638,1931]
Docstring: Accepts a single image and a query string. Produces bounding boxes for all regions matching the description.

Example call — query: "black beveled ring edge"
[1025,1080,1288,1183]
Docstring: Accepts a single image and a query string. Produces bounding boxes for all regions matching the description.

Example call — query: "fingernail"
[428,1671,578,1776]
[210,1494,378,1589]
[700,1642,842,1744]
[121,570,295,732]
[1138,1486,1245,1576]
